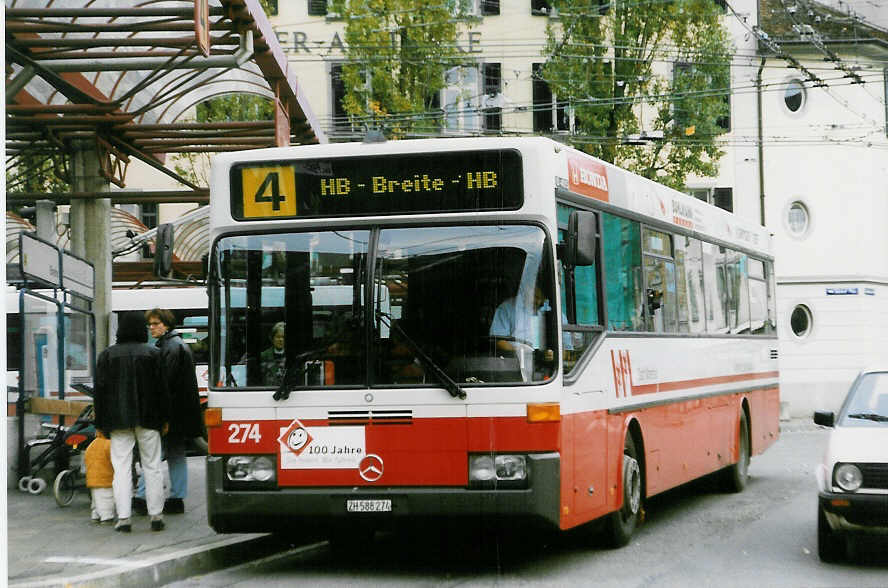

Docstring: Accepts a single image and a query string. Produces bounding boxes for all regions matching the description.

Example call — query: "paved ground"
[6,456,284,588]
[6,418,816,587]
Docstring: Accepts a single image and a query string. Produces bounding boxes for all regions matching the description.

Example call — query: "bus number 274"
[228,423,262,444]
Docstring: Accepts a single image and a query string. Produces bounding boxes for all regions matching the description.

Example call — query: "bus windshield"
[212,224,557,390]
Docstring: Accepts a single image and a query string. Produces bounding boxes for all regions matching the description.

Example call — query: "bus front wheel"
[605,434,642,548]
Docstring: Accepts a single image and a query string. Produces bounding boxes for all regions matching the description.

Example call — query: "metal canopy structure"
[6,0,327,205]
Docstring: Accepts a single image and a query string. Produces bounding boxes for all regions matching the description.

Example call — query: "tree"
[6,151,70,196]
[172,94,273,186]
[542,0,732,189]
[330,0,466,138]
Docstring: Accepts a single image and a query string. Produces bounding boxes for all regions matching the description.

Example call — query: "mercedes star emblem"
[358,454,384,482]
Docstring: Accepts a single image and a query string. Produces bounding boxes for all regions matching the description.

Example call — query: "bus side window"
[601,213,643,331]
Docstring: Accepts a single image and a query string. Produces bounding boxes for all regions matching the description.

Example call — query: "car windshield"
[211,224,558,391]
[839,372,888,426]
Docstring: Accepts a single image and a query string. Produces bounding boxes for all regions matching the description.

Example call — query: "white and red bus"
[204,137,779,546]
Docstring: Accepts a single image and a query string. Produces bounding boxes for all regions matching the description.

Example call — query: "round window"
[784,80,805,113]
[787,201,809,236]
[790,305,812,338]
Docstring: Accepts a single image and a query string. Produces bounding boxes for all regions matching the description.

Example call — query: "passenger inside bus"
[260,322,286,387]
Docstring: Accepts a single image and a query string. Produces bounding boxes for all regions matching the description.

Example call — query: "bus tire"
[605,433,642,548]
[720,410,750,493]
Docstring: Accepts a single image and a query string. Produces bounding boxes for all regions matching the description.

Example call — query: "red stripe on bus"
[630,371,779,395]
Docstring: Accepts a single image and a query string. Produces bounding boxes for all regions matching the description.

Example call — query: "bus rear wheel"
[605,434,642,548]
[720,410,750,493]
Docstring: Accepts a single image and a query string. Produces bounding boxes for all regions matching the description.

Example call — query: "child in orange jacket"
[84,431,115,523]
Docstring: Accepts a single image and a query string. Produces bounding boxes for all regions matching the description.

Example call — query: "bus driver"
[489,285,554,380]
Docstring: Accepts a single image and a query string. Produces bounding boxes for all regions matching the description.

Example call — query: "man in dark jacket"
[133,307,203,515]
[94,311,170,533]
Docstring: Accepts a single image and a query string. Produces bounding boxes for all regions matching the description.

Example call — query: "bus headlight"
[834,463,862,492]
[469,454,528,489]
[225,455,277,485]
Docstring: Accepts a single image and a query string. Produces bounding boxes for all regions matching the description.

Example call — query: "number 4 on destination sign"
[241,166,297,217]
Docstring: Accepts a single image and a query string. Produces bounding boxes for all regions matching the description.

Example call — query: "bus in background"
[109,287,209,396]
[6,286,209,415]
[203,137,779,548]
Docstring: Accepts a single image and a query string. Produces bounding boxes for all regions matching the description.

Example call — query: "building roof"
[758,0,888,47]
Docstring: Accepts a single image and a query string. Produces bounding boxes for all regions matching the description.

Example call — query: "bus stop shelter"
[6,0,327,350]
[5,0,326,485]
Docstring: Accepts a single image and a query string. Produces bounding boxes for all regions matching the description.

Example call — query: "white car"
[813,368,888,562]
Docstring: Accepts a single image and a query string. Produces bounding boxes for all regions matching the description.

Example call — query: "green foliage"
[543,0,732,189]
[195,93,273,123]
[6,151,70,196]
[330,0,464,138]
[172,94,274,187]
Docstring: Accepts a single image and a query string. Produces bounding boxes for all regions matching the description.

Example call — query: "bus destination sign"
[231,149,523,220]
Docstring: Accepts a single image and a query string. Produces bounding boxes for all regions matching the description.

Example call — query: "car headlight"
[225,455,277,485]
[834,463,862,492]
[469,454,528,489]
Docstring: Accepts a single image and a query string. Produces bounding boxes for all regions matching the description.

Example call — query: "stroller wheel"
[54,469,77,507]
[18,476,32,492]
[28,477,48,495]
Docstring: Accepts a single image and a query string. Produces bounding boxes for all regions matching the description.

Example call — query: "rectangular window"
[443,65,481,132]
[330,64,349,134]
[687,187,732,213]
[308,0,327,16]
[141,203,157,229]
[713,187,733,212]
[747,258,768,334]
[766,261,777,334]
[642,228,677,333]
[532,63,569,133]
[212,225,559,389]
[531,1,551,15]
[557,204,604,374]
[702,241,726,332]
[601,213,643,331]
[723,249,748,333]
[532,63,552,133]
[481,0,500,15]
[675,235,705,333]
[482,63,502,131]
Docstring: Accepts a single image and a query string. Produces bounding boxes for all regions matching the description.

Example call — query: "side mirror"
[813,410,835,427]
[562,211,597,267]
[153,223,174,278]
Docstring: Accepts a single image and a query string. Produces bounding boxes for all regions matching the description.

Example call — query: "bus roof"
[209,137,772,258]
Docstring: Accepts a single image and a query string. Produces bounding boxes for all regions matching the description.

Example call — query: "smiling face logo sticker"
[279,419,313,458]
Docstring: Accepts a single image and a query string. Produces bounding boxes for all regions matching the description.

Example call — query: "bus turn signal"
[204,407,223,428]
[527,402,560,423]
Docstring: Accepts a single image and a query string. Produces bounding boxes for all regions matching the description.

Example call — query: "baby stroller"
[17,401,97,507]
[52,402,98,506]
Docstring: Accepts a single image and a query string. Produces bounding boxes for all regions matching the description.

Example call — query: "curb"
[8,533,293,588]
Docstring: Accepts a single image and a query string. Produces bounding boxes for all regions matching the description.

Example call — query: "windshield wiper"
[846,412,888,422]
[377,311,466,400]
[272,346,330,401]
